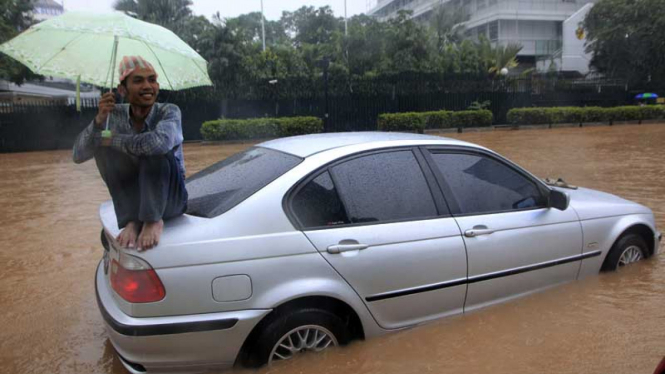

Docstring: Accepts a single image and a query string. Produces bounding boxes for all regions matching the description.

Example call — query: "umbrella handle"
[102,115,112,138]
[103,36,120,136]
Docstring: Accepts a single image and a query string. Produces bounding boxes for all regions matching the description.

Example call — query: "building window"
[489,21,499,41]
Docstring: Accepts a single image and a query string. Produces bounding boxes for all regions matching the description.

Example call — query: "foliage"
[451,109,493,128]
[507,106,665,125]
[430,2,468,51]
[487,43,522,76]
[278,116,324,137]
[377,112,427,133]
[0,0,39,84]
[584,0,665,85]
[468,100,491,110]
[114,0,193,34]
[423,111,452,129]
[201,116,323,141]
[109,2,524,99]
[378,109,493,132]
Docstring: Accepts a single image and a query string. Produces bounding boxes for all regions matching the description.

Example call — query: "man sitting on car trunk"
[73,56,188,250]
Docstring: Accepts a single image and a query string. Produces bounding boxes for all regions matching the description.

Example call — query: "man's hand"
[95,92,116,129]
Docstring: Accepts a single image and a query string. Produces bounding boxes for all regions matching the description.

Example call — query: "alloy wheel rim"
[618,245,643,267]
[269,325,337,364]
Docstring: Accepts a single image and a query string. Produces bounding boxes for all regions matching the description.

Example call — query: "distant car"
[95,132,661,373]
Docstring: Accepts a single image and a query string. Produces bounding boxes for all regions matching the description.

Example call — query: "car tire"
[601,233,648,271]
[243,308,350,368]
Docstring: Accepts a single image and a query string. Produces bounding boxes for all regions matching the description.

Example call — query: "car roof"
[258,132,475,158]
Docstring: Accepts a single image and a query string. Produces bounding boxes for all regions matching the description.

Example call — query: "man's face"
[122,67,159,107]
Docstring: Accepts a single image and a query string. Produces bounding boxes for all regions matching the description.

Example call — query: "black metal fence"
[0,76,641,153]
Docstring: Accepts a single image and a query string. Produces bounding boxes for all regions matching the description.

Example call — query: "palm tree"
[477,36,522,77]
[489,43,522,76]
[429,3,468,52]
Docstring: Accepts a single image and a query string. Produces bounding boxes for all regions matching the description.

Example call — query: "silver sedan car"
[96,132,661,373]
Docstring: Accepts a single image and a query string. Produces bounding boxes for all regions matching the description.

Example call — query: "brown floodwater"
[0,124,663,374]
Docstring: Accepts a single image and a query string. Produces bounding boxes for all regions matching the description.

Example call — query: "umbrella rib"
[141,40,174,90]
[36,33,87,72]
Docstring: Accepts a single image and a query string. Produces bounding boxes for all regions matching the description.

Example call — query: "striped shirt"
[72,103,185,178]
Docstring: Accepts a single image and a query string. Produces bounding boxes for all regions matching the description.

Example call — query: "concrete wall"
[497,20,560,56]
[561,3,594,74]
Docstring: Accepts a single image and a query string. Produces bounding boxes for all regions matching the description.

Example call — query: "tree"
[487,43,522,76]
[280,6,342,47]
[0,0,38,84]
[225,12,288,49]
[429,2,468,52]
[584,0,665,84]
[344,15,388,76]
[383,11,432,73]
[114,0,193,34]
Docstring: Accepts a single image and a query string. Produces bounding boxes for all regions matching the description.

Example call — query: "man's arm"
[110,105,183,156]
[72,120,102,164]
[72,92,116,164]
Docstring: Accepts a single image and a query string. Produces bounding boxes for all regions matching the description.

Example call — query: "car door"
[423,147,584,312]
[287,148,468,330]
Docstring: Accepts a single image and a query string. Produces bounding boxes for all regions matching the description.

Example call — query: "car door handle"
[327,243,368,254]
[464,227,495,237]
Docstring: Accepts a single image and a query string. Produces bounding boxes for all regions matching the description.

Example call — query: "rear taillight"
[110,253,165,303]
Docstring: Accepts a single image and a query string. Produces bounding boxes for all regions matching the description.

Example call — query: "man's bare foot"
[116,221,141,249]
[137,220,164,251]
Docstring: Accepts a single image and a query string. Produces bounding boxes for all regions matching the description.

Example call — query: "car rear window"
[186,147,302,218]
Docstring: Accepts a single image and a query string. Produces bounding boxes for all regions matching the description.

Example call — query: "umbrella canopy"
[0,11,212,90]
[635,93,658,99]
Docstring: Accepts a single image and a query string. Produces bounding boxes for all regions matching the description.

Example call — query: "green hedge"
[377,109,493,132]
[376,112,427,133]
[507,106,665,125]
[201,116,324,141]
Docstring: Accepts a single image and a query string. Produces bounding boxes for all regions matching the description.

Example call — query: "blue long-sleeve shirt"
[72,103,186,178]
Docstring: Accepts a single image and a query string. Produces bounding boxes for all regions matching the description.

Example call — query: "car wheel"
[602,233,648,271]
[244,308,349,367]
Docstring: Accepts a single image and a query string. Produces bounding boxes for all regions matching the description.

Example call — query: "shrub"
[200,116,323,141]
[637,105,665,120]
[377,112,427,133]
[423,111,453,129]
[507,105,665,125]
[378,109,493,132]
[506,108,549,125]
[452,109,493,128]
[607,106,641,122]
[276,117,325,137]
[581,107,610,123]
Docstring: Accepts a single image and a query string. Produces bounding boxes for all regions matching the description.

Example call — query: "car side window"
[331,150,438,224]
[430,152,546,215]
[292,171,350,228]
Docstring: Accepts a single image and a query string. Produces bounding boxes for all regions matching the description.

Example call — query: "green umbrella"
[0,11,212,91]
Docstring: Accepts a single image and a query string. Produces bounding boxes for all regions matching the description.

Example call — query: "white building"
[32,0,64,22]
[368,0,596,74]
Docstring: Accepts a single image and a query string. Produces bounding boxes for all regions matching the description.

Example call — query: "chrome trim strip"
[365,278,467,302]
[365,251,602,303]
[466,250,602,284]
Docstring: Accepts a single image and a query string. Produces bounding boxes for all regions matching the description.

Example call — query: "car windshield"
[186,147,302,218]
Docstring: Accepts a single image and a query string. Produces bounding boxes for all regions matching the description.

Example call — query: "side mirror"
[548,189,570,211]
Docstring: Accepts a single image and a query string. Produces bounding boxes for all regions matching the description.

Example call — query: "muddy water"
[0,125,663,374]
